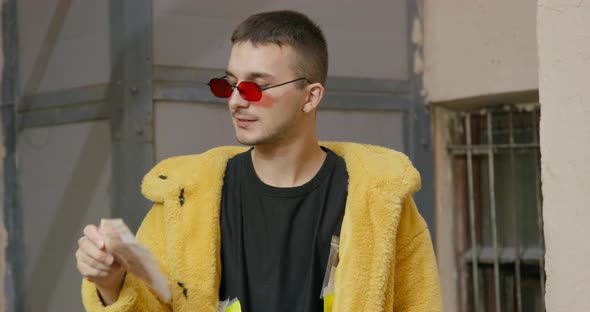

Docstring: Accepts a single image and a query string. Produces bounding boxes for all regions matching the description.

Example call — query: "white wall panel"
[423,0,538,102]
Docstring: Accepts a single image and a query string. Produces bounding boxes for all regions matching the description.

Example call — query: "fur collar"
[140,142,420,311]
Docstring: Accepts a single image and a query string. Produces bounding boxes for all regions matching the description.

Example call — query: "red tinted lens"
[208,78,233,98]
[237,81,262,101]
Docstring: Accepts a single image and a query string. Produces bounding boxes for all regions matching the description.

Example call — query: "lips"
[235,116,257,128]
[234,115,257,121]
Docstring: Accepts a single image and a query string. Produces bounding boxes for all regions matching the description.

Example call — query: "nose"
[228,87,250,110]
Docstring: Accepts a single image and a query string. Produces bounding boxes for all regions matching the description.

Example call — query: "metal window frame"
[448,105,545,312]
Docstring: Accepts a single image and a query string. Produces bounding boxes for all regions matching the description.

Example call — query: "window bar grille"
[448,143,539,155]
[532,110,546,311]
[465,113,481,312]
[485,111,502,312]
[509,111,523,312]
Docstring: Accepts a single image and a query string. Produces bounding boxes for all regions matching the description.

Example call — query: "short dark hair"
[231,10,328,85]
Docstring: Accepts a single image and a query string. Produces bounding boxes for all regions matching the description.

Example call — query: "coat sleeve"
[81,203,172,312]
[393,196,443,312]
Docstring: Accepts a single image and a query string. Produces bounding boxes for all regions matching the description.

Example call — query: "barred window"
[448,105,545,312]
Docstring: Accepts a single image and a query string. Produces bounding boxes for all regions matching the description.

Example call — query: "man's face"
[225,41,307,146]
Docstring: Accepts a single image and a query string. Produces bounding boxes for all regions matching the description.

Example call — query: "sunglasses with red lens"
[207,76,312,102]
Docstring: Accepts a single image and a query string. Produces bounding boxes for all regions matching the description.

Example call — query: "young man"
[76,10,442,312]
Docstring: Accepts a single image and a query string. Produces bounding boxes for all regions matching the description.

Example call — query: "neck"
[251,134,326,188]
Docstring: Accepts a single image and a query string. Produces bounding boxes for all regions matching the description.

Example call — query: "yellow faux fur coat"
[82,142,443,311]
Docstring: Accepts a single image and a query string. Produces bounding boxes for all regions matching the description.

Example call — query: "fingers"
[83,224,105,249]
[78,236,114,265]
[76,255,108,279]
[76,246,112,272]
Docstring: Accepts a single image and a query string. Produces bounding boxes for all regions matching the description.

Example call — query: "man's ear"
[303,83,324,113]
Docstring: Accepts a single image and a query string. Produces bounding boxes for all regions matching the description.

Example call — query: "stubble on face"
[235,110,299,146]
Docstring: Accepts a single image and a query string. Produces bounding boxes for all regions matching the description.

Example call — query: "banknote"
[100,218,171,303]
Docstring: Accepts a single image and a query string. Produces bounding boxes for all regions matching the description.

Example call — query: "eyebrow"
[224,70,274,80]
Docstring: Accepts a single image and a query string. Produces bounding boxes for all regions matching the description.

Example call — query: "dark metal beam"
[19,84,108,112]
[462,247,544,265]
[153,65,412,95]
[153,83,226,105]
[152,82,411,112]
[15,83,110,128]
[1,0,27,310]
[152,65,412,112]
[17,102,110,128]
[109,0,154,232]
[407,0,436,237]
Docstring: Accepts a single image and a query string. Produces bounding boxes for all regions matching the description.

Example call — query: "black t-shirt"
[219,146,348,312]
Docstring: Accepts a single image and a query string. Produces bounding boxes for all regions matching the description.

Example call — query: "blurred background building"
[0,0,588,311]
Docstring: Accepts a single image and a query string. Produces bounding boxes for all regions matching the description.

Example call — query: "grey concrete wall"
[153,0,410,167]
[152,0,409,162]
[154,102,235,160]
[153,0,408,80]
[10,2,413,311]
[17,122,111,312]
[18,0,109,94]
[155,102,404,160]
[538,1,590,311]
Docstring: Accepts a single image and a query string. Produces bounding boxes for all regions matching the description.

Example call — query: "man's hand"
[76,224,126,305]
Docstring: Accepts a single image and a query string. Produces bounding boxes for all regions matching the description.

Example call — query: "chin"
[235,134,258,146]
[235,133,274,146]
[235,138,254,146]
